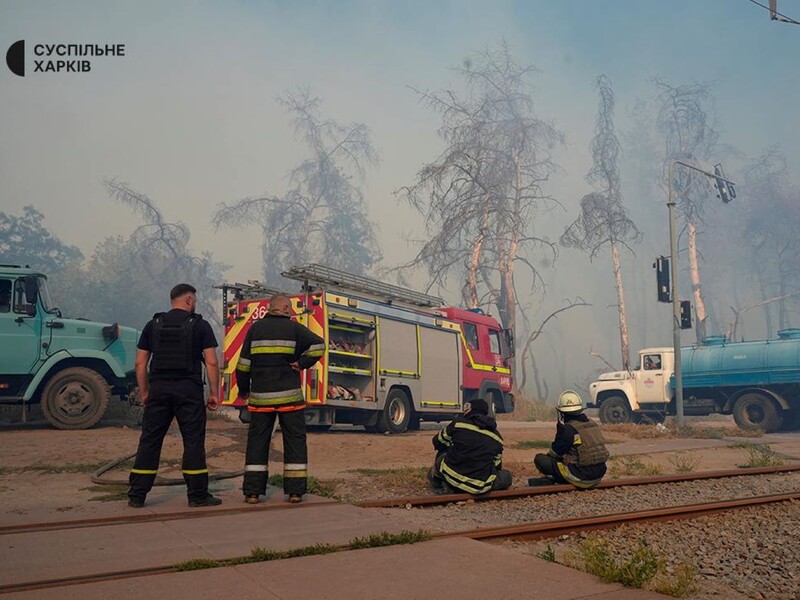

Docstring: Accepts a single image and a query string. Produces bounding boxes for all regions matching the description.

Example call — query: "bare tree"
[396,43,563,356]
[654,79,719,342]
[741,149,800,332]
[561,75,640,369]
[213,90,381,285]
[104,179,228,327]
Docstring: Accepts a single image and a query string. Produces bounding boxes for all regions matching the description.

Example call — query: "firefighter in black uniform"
[529,390,610,489]
[236,293,325,504]
[128,284,222,508]
[427,398,512,495]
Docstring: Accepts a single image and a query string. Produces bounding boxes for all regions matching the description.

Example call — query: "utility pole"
[667,160,736,428]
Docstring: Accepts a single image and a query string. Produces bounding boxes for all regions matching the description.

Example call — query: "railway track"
[2,489,798,595]
[3,464,798,536]
[356,464,800,508]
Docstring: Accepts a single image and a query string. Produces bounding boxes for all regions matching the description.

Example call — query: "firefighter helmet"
[557,390,584,413]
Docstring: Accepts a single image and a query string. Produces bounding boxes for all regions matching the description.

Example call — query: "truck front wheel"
[733,393,783,433]
[41,367,111,430]
[599,396,633,425]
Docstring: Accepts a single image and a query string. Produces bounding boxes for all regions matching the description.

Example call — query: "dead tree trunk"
[463,208,489,308]
[610,239,630,370]
[687,219,708,342]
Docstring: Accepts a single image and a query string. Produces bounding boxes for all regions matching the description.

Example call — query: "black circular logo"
[6,40,25,77]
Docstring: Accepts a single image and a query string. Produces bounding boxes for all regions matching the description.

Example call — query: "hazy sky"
[2,0,797,390]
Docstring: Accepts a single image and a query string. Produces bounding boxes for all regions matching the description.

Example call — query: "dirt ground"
[2,403,800,522]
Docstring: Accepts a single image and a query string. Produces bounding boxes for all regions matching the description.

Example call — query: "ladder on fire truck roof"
[282,264,444,308]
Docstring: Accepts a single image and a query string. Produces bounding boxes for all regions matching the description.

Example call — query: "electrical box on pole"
[680,300,692,330]
[654,256,671,303]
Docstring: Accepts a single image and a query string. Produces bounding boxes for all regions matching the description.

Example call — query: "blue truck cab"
[0,264,139,429]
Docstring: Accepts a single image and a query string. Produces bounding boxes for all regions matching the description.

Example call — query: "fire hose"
[91,452,244,486]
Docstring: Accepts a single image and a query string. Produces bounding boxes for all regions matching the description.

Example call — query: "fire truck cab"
[219,265,514,433]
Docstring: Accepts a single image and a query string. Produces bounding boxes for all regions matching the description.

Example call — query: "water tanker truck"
[589,329,800,432]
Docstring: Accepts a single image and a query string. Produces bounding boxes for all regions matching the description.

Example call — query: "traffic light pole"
[667,160,684,428]
[667,160,736,429]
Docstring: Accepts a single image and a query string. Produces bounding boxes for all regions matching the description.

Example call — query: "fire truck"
[218,264,515,433]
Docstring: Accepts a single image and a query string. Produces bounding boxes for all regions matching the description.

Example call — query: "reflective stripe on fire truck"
[458,330,512,375]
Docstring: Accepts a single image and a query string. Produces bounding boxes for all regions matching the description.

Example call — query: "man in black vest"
[128,283,222,508]
[529,390,610,489]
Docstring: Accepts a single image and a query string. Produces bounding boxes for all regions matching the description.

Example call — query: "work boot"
[528,477,557,487]
[188,494,223,507]
[245,495,260,504]
[288,494,302,504]
[128,497,145,509]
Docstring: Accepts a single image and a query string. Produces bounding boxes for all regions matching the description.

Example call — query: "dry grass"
[502,394,556,422]
[667,452,702,474]
[609,455,663,477]
[603,421,764,441]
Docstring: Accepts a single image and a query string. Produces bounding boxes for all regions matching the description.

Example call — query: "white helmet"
[557,390,584,414]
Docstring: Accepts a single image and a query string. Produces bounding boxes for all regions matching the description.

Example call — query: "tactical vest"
[564,419,610,466]
[149,312,198,375]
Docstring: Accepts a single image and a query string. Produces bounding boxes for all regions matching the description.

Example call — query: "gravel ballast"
[372,472,800,599]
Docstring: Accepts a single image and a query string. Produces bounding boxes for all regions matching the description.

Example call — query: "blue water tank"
[680,332,800,388]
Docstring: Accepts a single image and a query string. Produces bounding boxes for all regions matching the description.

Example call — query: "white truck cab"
[589,347,674,424]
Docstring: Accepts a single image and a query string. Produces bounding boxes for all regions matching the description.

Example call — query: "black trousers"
[429,451,513,493]
[534,454,570,483]
[128,380,208,502]
[243,409,308,497]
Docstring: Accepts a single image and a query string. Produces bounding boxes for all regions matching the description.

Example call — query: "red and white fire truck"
[218,265,515,433]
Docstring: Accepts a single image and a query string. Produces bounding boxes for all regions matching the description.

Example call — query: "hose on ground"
[91,452,244,486]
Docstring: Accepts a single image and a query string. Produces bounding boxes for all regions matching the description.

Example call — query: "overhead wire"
[746,0,800,25]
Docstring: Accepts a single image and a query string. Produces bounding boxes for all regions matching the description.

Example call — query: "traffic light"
[713,163,736,204]
[680,300,692,330]
[654,256,671,303]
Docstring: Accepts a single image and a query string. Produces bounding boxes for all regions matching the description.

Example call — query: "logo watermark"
[5,40,126,77]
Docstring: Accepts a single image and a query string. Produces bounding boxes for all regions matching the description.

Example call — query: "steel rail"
[445,490,800,542]
[3,465,798,536]
[356,464,800,508]
[0,497,341,536]
[2,491,798,595]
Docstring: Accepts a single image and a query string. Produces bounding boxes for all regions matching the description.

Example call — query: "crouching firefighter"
[529,390,610,490]
[128,283,221,508]
[428,398,512,495]
[236,293,325,504]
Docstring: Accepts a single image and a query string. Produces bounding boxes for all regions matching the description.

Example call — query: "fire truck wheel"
[598,396,632,425]
[376,389,411,434]
[41,367,111,430]
[733,393,783,433]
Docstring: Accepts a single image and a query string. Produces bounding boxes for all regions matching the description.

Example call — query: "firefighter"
[528,390,610,489]
[236,293,325,504]
[427,398,512,495]
[128,283,221,508]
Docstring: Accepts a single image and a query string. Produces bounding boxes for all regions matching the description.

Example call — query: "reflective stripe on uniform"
[182,469,208,475]
[249,388,304,406]
[453,422,503,445]
[252,339,296,349]
[283,463,308,478]
[131,468,158,475]
[237,357,251,372]
[245,464,269,472]
[251,340,296,355]
[252,347,295,355]
[573,434,583,445]
[301,343,326,358]
[556,461,602,489]
[440,459,495,494]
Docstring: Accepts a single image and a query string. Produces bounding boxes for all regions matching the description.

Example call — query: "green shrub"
[579,537,661,588]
